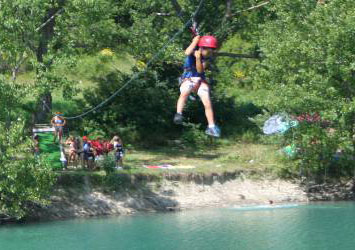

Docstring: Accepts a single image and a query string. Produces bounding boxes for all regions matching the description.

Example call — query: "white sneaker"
[205,126,221,138]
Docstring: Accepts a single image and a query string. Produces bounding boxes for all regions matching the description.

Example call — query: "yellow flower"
[100,48,114,57]
[136,60,147,70]
[234,70,245,79]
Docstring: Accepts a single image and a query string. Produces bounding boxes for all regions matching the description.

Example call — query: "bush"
[181,123,211,147]
[0,121,55,218]
[253,0,355,177]
[101,154,116,175]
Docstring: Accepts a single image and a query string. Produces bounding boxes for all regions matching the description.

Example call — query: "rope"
[35,9,64,32]
[233,1,269,15]
[65,0,205,120]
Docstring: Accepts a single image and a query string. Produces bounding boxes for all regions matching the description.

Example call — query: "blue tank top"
[54,116,64,125]
[115,143,124,153]
[181,55,206,80]
[83,142,91,153]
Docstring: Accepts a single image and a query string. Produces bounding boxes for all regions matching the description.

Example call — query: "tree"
[254,0,355,175]
[0,78,55,218]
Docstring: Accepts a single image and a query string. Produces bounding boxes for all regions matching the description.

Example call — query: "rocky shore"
[26,173,355,221]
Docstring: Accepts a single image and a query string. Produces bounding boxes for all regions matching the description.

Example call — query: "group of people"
[65,135,125,170]
[49,112,125,170]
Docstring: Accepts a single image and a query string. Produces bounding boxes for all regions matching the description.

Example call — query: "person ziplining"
[174,35,221,138]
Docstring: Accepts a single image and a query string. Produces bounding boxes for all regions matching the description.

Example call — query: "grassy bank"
[123,142,283,175]
[55,141,285,183]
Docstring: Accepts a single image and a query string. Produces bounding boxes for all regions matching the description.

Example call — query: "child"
[82,136,94,170]
[111,135,124,169]
[33,134,40,158]
[65,136,77,164]
[51,112,66,143]
[174,35,221,137]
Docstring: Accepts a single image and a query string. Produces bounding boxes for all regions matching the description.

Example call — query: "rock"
[238,194,246,200]
[25,177,347,223]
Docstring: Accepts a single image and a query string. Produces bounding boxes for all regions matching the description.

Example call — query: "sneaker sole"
[205,132,221,138]
[174,118,183,125]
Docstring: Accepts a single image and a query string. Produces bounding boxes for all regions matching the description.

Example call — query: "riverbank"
[25,171,355,222]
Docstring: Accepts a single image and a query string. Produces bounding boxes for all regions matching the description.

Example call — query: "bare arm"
[194,49,204,73]
[185,36,200,56]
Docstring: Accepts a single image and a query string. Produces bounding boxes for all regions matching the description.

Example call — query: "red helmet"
[82,136,88,141]
[198,36,218,49]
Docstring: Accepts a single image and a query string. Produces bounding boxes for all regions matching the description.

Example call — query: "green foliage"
[78,67,177,142]
[0,121,55,218]
[181,123,210,147]
[0,77,29,120]
[0,71,55,219]
[101,155,117,175]
[0,0,49,71]
[55,0,123,53]
[2,0,354,183]
[35,68,78,99]
[254,0,355,176]
[104,172,132,191]
[292,123,339,173]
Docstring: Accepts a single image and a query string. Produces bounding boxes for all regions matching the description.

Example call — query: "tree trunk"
[35,1,66,121]
[225,0,232,19]
[36,6,58,64]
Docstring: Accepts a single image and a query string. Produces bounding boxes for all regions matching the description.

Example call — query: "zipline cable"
[65,0,205,120]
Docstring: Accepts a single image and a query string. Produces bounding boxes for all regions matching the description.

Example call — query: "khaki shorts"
[180,77,210,98]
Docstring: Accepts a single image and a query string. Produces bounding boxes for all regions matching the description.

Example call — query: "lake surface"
[1,202,355,250]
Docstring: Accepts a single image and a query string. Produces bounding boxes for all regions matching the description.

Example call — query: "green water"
[1,202,355,250]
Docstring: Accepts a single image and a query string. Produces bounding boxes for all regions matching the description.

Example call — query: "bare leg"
[177,80,195,114]
[58,129,63,143]
[70,152,75,162]
[198,83,215,126]
[53,131,57,142]
[177,92,190,114]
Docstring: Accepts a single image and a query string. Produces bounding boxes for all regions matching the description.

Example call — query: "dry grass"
[123,142,284,175]
[57,141,285,179]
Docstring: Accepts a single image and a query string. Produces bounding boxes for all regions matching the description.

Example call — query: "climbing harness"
[190,19,200,36]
